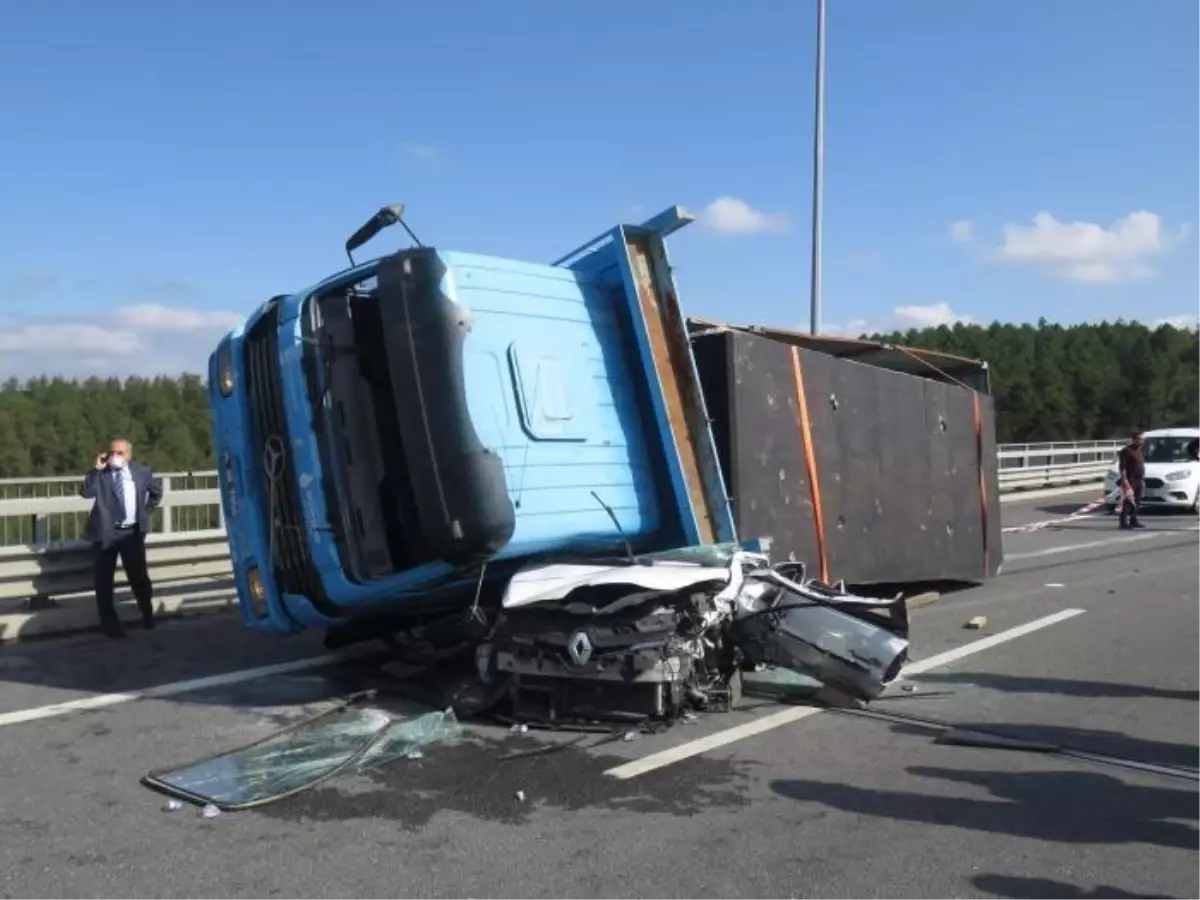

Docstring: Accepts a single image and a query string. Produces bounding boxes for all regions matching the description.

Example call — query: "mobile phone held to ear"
[100,452,110,463]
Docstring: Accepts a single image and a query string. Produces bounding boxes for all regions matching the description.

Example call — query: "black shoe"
[100,622,128,640]
[142,616,156,630]
[1132,521,1146,529]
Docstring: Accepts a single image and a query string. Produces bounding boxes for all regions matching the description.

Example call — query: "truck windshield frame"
[301,263,408,585]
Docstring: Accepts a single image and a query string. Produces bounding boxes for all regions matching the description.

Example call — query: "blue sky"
[0,0,1196,377]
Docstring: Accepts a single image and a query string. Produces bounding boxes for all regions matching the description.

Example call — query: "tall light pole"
[808,0,826,335]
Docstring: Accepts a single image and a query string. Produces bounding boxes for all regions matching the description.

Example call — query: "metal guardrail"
[0,441,1123,609]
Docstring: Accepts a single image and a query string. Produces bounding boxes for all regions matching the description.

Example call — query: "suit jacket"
[80,463,163,547]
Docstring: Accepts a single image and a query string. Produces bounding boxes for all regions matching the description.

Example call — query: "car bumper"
[1104,476,1198,510]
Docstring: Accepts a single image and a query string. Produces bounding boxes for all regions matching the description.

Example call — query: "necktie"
[114,469,127,522]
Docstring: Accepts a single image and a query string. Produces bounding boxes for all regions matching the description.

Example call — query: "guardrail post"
[32,514,49,545]
[160,475,174,535]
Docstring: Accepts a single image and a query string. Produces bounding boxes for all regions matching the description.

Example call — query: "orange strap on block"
[789,346,829,584]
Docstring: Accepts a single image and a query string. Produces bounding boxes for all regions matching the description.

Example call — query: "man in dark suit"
[80,438,163,638]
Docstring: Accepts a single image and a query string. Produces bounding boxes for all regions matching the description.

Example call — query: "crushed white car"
[484,544,911,725]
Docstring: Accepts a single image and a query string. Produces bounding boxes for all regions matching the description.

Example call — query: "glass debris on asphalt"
[142,546,913,812]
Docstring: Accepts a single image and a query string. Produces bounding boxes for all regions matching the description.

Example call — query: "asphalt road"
[0,490,1195,899]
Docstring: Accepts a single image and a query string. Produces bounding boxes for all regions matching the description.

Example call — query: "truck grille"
[243,303,328,606]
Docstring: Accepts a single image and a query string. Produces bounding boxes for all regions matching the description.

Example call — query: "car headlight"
[218,345,235,397]
[1165,469,1193,482]
[246,566,268,618]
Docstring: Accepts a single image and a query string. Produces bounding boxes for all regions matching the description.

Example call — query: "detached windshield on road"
[1143,436,1200,463]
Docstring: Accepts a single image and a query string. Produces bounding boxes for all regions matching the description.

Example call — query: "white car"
[1104,426,1200,513]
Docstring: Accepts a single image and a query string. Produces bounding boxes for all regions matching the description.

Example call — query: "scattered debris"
[143,544,921,810]
[515,790,526,802]
[964,615,988,630]
[901,683,919,693]
[201,803,221,819]
[497,734,589,762]
[935,728,1058,753]
[1043,583,1065,589]
[162,799,183,813]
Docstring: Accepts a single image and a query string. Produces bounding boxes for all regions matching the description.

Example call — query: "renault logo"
[263,436,287,479]
[567,630,593,666]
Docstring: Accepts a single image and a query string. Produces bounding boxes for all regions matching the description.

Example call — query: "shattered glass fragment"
[143,703,459,811]
[742,667,823,702]
[357,708,459,769]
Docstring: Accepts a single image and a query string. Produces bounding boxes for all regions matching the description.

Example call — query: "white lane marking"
[1004,531,1174,561]
[999,485,1103,505]
[900,608,1085,675]
[604,706,828,779]
[0,648,376,728]
[604,608,1086,780]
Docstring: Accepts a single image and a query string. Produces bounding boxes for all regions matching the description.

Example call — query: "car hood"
[1144,461,1200,478]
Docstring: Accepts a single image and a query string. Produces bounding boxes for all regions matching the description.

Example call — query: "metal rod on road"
[808,0,826,336]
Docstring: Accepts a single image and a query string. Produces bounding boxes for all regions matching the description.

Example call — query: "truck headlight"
[246,566,268,618]
[1166,469,1193,482]
[218,345,235,397]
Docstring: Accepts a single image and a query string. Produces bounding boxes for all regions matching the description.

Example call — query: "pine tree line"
[871,320,1198,444]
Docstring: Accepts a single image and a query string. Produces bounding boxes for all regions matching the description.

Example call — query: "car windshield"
[1143,436,1199,463]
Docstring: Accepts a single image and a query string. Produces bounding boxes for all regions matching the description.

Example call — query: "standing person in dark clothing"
[80,438,163,638]
[1116,429,1146,530]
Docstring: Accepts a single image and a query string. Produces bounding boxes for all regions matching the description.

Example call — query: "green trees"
[0,375,213,478]
[0,320,1195,477]
[872,320,1199,444]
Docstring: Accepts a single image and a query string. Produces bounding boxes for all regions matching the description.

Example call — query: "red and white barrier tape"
[1001,487,1122,534]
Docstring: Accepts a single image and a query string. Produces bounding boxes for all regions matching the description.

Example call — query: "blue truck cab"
[208,205,735,635]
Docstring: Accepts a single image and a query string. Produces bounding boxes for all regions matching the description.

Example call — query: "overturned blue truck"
[206,204,1000,723]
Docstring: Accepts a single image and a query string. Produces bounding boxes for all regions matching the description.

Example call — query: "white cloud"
[115,304,240,332]
[1153,313,1199,331]
[0,304,240,380]
[0,323,140,356]
[948,220,974,244]
[894,302,978,329]
[824,302,977,336]
[995,210,1185,283]
[699,196,792,235]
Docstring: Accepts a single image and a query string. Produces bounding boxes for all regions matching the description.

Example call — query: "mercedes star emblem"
[263,435,287,479]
